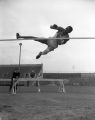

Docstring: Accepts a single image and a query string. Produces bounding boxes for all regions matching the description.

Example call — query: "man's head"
[50,24,58,29]
[65,26,73,33]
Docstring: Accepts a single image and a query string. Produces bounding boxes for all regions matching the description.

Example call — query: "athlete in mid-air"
[16,24,73,59]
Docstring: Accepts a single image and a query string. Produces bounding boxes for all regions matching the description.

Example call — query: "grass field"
[0,85,95,120]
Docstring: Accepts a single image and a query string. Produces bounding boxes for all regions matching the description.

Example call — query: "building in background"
[0,64,43,87]
[43,73,95,86]
[0,64,43,79]
[0,64,95,86]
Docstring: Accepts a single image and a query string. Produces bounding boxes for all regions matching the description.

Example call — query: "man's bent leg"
[36,47,54,59]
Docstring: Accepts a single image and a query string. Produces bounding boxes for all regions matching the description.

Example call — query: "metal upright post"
[19,43,22,71]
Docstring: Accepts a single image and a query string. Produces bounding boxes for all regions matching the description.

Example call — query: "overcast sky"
[0,0,95,73]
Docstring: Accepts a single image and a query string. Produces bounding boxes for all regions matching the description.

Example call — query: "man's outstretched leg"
[16,33,38,40]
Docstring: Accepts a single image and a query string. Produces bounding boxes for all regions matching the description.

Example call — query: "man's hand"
[50,24,58,29]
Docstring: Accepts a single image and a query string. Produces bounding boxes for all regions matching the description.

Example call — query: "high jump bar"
[0,37,95,41]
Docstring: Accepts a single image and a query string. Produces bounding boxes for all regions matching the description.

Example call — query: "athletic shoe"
[16,33,20,39]
[36,52,42,59]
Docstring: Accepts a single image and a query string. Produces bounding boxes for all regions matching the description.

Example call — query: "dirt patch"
[0,87,95,120]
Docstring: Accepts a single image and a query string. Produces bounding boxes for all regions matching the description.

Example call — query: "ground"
[0,85,95,120]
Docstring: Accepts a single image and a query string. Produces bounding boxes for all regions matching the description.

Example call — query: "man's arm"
[50,24,65,31]
[57,26,65,31]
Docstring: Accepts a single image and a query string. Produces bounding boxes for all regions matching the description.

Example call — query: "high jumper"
[16,24,73,59]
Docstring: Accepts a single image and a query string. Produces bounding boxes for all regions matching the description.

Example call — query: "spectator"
[9,70,20,94]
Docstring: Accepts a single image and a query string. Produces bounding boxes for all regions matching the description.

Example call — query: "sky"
[0,0,95,73]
